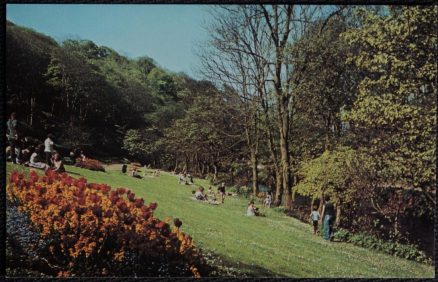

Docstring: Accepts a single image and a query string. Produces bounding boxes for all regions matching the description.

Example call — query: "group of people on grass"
[125,165,161,179]
[6,112,87,173]
[178,172,194,185]
[193,182,226,205]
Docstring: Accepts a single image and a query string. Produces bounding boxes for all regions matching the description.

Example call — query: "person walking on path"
[6,112,19,164]
[320,195,335,240]
[44,134,55,166]
[218,182,226,204]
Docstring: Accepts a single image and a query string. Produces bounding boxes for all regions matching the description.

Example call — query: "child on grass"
[310,206,320,235]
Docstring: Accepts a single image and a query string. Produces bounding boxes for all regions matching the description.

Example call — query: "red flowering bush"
[75,158,105,172]
[7,170,206,277]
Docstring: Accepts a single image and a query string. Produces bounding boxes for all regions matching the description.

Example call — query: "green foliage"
[342,6,436,197]
[122,129,149,162]
[288,16,359,160]
[295,146,357,205]
[333,228,431,264]
[226,186,252,198]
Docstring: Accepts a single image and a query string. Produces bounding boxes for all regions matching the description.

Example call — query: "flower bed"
[7,170,206,277]
[74,158,105,172]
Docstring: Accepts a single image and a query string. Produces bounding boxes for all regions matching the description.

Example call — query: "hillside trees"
[6,22,58,129]
[200,6,270,196]
[202,5,334,206]
[343,7,436,199]
[163,79,245,179]
[341,6,437,238]
[293,6,436,241]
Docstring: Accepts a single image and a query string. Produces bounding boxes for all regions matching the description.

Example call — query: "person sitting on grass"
[207,186,217,201]
[21,146,35,164]
[187,173,193,184]
[28,145,49,170]
[247,200,262,216]
[50,150,58,167]
[130,167,142,178]
[49,153,65,173]
[310,205,321,235]
[80,150,87,162]
[178,173,185,184]
[194,187,207,201]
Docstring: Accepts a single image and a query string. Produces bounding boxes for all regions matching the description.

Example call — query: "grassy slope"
[6,163,434,278]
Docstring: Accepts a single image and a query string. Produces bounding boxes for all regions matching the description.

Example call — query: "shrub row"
[7,170,206,277]
[333,228,431,264]
[74,158,105,172]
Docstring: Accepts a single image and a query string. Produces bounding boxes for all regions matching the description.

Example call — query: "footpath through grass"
[6,163,434,278]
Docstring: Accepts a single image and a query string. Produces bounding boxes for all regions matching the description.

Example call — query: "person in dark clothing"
[6,112,19,164]
[320,195,335,240]
[218,182,226,203]
[21,145,35,163]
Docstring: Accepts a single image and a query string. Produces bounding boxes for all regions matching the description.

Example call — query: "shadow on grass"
[65,170,82,176]
[203,251,283,278]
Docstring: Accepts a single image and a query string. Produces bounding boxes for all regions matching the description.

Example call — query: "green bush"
[227,186,251,198]
[333,228,431,264]
[332,228,351,241]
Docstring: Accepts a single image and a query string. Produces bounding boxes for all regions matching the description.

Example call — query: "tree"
[202,5,332,208]
[295,146,357,226]
[200,6,269,196]
[163,81,244,180]
[343,6,437,205]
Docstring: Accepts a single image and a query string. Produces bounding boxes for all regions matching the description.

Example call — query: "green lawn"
[6,163,434,278]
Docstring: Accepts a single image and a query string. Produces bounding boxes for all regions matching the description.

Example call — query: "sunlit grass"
[6,163,434,278]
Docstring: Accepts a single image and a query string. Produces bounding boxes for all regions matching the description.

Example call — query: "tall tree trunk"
[250,147,258,197]
[278,99,291,210]
[183,153,188,174]
[196,154,202,175]
[173,157,178,174]
[30,96,36,127]
[213,162,218,182]
[274,169,283,206]
[263,113,282,205]
[201,162,205,176]
[291,175,297,202]
[335,204,342,226]
[318,194,324,214]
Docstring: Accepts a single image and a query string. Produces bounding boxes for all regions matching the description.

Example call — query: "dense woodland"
[6,5,436,255]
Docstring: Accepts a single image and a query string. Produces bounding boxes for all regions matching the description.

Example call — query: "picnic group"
[5,112,90,173]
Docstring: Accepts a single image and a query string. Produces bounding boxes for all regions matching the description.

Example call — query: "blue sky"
[7,4,211,78]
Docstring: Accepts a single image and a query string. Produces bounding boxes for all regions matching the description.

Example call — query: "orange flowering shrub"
[74,158,105,172]
[7,170,206,277]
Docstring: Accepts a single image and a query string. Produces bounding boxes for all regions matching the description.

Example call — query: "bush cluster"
[333,228,431,264]
[74,158,105,172]
[7,170,206,277]
[227,186,252,198]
